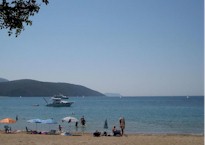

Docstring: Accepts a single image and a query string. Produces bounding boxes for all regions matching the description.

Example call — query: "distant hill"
[0,79,105,97]
[0,78,9,82]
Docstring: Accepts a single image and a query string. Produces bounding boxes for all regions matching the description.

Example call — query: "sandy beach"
[0,132,203,145]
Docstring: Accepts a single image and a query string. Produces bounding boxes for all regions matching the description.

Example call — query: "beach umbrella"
[27,119,43,123]
[0,118,16,124]
[62,116,79,132]
[42,119,57,124]
[104,119,108,129]
[0,118,16,133]
[27,119,43,131]
[62,116,78,123]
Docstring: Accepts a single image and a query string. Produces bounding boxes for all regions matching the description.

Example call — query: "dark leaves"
[0,0,49,37]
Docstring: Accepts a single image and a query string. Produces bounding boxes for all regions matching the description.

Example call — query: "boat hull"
[46,102,74,107]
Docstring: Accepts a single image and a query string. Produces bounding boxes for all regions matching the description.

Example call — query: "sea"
[0,96,203,135]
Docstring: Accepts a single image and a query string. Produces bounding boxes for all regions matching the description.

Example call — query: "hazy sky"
[0,0,204,96]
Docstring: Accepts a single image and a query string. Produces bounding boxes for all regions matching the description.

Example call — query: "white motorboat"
[44,98,74,107]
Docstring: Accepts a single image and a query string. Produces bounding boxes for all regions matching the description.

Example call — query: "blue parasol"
[41,119,57,124]
[27,119,43,131]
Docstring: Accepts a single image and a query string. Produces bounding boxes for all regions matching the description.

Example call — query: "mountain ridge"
[0,78,9,82]
[0,79,105,97]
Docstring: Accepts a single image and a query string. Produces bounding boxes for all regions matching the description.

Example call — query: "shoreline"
[1,129,203,136]
[125,132,204,136]
[0,129,204,136]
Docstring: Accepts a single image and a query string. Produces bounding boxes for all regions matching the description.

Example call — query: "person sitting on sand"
[112,126,121,136]
[4,125,9,133]
[93,130,101,137]
[112,126,116,134]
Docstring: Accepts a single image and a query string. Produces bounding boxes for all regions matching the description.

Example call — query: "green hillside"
[0,79,105,97]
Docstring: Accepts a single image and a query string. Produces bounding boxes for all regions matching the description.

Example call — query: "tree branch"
[0,0,49,37]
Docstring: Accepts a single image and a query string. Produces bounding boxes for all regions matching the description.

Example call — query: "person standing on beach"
[75,121,78,127]
[16,115,18,121]
[119,117,125,135]
[58,125,62,132]
[80,116,86,126]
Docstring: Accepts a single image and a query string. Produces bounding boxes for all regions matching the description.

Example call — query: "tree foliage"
[0,0,48,37]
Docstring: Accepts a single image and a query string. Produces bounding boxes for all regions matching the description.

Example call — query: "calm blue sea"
[0,96,203,135]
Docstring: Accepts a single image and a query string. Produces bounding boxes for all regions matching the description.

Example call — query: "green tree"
[0,0,48,37]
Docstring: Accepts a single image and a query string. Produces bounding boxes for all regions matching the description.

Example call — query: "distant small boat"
[32,104,39,107]
[187,96,189,99]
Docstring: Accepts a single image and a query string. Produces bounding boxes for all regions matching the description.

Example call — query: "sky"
[0,0,204,96]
